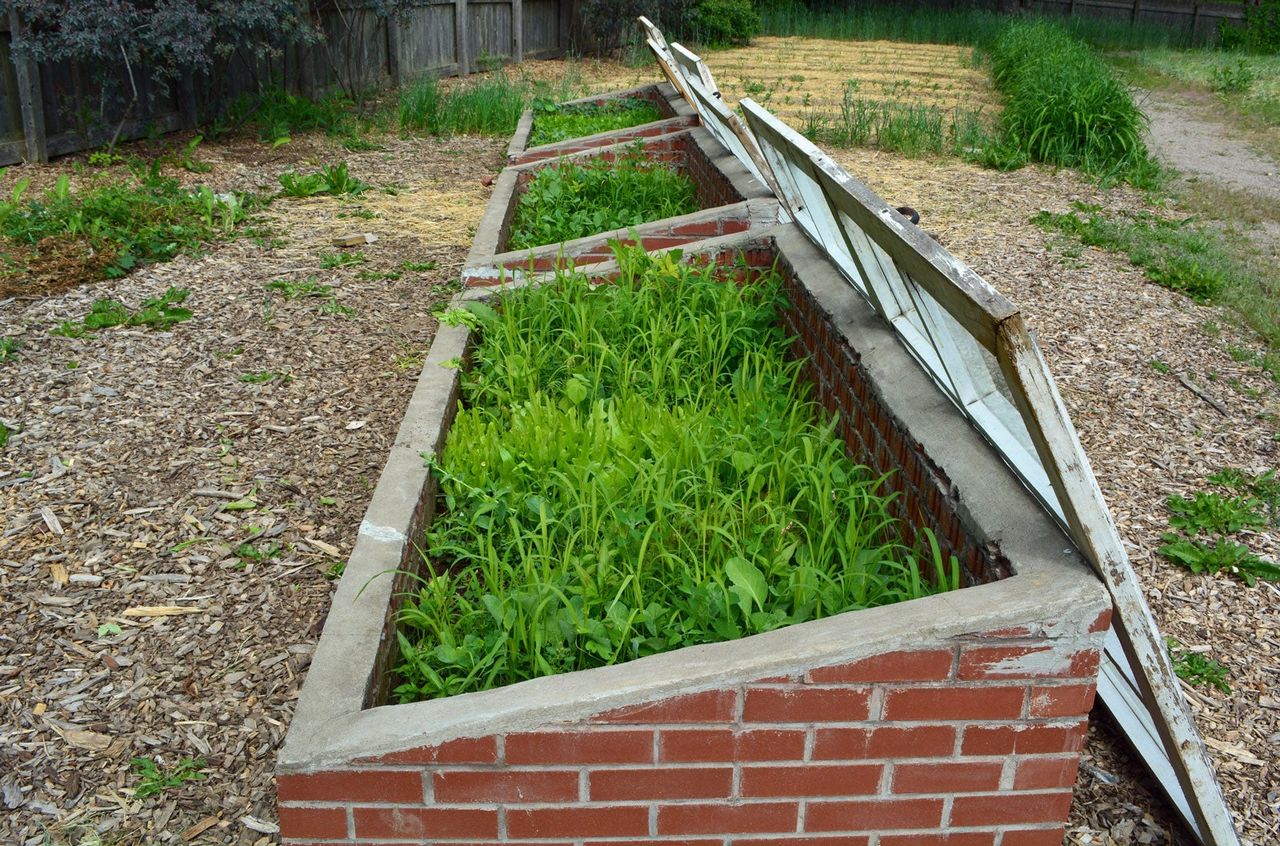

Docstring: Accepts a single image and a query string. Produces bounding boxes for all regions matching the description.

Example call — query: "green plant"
[527,98,664,147]
[394,247,958,702]
[130,756,206,800]
[278,162,366,198]
[320,297,355,317]
[989,20,1158,186]
[239,369,292,384]
[266,277,332,299]
[402,260,438,272]
[1166,638,1231,693]
[1031,204,1237,303]
[507,150,697,250]
[50,287,192,337]
[1150,359,1171,373]
[688,0,762,47]
[1157,535,1280,585]
[1210,59,1257,94]
[178,135,213,173]
[0,422,11,449]
[0,337,19,364]
[319,250,365,268]
[398,70,590,138]
[1166,490,1266,535]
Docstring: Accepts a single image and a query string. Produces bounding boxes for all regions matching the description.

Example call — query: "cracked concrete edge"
[278,222,1109,773]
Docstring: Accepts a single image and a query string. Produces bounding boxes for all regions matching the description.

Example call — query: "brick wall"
[277,611,1109,844]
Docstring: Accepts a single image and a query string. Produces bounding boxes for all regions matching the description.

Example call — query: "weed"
[130,756,206,799]
[239,370,293,384]
[1210,58,1257,93]
[324,561,346,580]
[178,135,212,174]
[320,297,355,318]
[0,422,11,449]
[1166,638,1231,693]
[266,277,332,299]
[1208,467,1280,522]
[398,70,590,138]
[356,269,401,281]
[319,250,365,269]
[394,246,958,702]
[507,149,697,250]
[0,337,19,364]
[1150,359,1171,373]
[1166,490,1266,535]
[50,288,192,337]
[0,165,251,291]
[527,98,664,147]
[1031,204,1240,303]
[402,260,438,272]
[278,162,367,198]
[234,542,280,566]
[1158,534,1280,585]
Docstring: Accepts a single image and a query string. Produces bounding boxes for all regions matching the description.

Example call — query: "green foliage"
[990,20,1157,185]
[1157,535,1280,585]
[319,250,366,268]
[394,247,958,702]
[0,337,19,364]
[508,150,697,250]
[0,164,250,286]
[399,73,529,137]
[0,422,11,450]
[688,0,762,47]
[277,162,367,198]
[1222,0,1280,52]
[266,277,333,299]
[130,756,206,800]
[239,370,293,384]
[1166,638,1231,693]
[230,88,356,146]
[1166,491,1266,535]
[1210,58,1257,93]
[801,80,992,158]
[528,98,664,147]
[51,288,193,338]
[1031,204,1240,302]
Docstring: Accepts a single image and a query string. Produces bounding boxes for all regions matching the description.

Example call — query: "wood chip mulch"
[0,132,505,846]
[831,147,1280,846]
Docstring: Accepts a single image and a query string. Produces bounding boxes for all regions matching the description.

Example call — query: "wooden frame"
[736,97,1239,846]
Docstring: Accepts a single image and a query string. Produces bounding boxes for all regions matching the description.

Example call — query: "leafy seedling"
[1158,534,1280,585]
[402,260,438,272]
[319,297,354,317]
[266,278,331,299]
[319,250,365,269]
[96,622,122,639]
[1166,491,1266,536]
[130,756,206,799]
[239,370,292,385]
[1166,638,1231,694]
[0,337,19,364]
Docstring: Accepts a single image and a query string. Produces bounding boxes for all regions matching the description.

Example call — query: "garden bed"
[277,219,1109,844]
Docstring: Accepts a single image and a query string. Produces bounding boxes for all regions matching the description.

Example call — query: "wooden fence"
[1028,0,1245,42]
[0,0,568,165]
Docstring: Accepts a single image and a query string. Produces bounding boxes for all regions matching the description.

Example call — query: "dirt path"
[1139,87,1280,207]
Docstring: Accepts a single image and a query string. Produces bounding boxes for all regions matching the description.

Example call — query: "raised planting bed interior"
[395,246,961,703]
[527,96,666,148]
[506,146,698,251]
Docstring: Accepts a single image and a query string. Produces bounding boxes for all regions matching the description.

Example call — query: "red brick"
[1028,684,1097,718]
[432,769,577,803]
[807,650,954,684]
[741,764,881,797]
[505,730,653,764]
[591,841,721,846]
[879,834,995,846]
[959,645,1100,680]
[658,801,798,834]
[353,807,498,840]
[729,839,870,846]
[949,791,1072,827]
[594,690,737,723]
[1014,756,1082,790]
[277,806,347,841]
[1088,608,1113,633]
[364,736,498,765]
[642,236,696,250]
[961,722,1086,755]
[892,761,1004,794]
[276,770,421,804]
[743,687,871,722]
[805,797,944,831]
[1001,827,1069,846]
[813,725,956,760]
[507,806,649,839]
[882,686,1023,721]
[672,220,721,237]
[660,728,806,762]
[590,766,733,800]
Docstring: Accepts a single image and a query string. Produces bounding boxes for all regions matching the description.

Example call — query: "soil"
[1139,88,1280,206]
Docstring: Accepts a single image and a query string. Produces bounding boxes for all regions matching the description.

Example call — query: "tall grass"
[801,80,992,158]
[394,248,958,701]
[987,19,1160,185]
[399,69,590,137]
[757,1,1196,50]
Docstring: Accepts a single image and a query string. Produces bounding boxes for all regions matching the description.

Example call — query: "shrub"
[394,248,957,701]
[507,150,697,249]
[688,0,762,46]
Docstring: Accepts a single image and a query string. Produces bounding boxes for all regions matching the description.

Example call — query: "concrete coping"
[278,222,1107,773]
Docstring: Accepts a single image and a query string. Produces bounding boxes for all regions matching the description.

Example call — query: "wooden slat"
[7,8,46,163]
